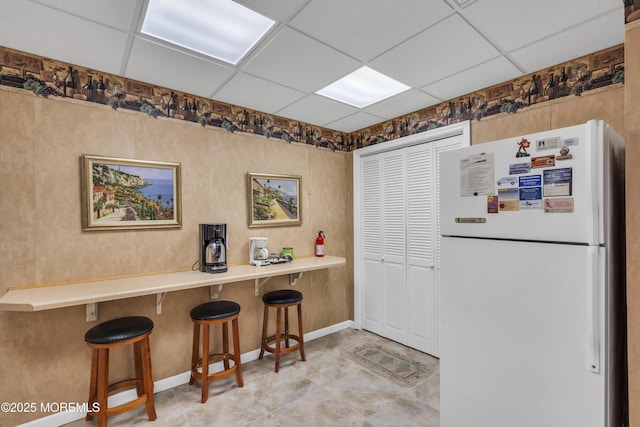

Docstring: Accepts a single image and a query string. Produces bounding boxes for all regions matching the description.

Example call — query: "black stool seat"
[190,300,240,321]
[262,289,303,305]
[84,316,154,345]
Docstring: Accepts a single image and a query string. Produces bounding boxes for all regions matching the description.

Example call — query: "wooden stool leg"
[134,341,144,397]
[232,317,244,387]
[141,336,157,420]
[259,304,269,360]
[201,323,210,403]
[222,322,230,370]
[275,306,282,372]
[189,322,199,385]
[96,348,109,427]
[284,307,290,348]
[298,302,306,362]
[86,349,99,421]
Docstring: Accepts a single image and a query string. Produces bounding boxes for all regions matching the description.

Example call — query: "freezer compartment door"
[439,237,607,427]
[438,121,621,245]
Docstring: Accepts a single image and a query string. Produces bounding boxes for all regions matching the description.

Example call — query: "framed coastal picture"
[81,155,182,230]
[248,172,301,228]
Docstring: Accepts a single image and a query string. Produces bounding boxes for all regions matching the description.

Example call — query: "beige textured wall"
[0,86,353,426]
[626,20,640,427]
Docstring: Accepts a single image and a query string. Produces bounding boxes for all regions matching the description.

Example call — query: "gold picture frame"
[81,155,182,231]
[248,172,301,228]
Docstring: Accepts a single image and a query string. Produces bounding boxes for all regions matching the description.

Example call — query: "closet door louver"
[406,144,434,267]
[361,156,381,255]
[381,151,406,264]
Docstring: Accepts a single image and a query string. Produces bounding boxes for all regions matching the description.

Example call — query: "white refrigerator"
[438,120,627,427]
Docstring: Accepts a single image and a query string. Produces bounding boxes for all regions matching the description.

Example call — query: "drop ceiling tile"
[290,0,453,61]
[242,27,360,93]
[32,0,138,31]
[462,0,622,52]
[325,111,389,133]
[424,56,523,100]
[370,14,500,88]
[276,94,359,127]
[510,10,624,73]
[364,89,441,120]
[213,72,305,114]
[450,0,478,7]
[234,0,308,21]
[125,37,234,98]
[0,2,128,74]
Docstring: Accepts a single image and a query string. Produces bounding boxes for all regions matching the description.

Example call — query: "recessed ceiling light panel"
[316,66,410,108]
[142,0,275,65]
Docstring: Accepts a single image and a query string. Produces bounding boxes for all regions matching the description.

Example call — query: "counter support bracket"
[290,272,303,286]
[156,293,168,314]
[86,303,98,322]
[255,277,272,296]
[210,284,223,300]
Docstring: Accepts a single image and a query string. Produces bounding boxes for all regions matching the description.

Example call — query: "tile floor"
[65,328,440,427]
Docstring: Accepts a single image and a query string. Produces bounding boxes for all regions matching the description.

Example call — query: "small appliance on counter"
[249,237,292,266]
[200,224,227,273]
[249,237,270,266]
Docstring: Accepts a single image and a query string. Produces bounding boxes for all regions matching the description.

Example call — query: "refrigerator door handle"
[586,246,600,374]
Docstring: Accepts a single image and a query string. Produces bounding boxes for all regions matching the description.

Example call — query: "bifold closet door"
[361,154,383,335]
[360,145,433,352]
[380,149,407,344]
[356,123,469,357]
[406,144,436,354]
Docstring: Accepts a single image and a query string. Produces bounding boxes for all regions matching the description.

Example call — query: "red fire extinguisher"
[315,231,325,257]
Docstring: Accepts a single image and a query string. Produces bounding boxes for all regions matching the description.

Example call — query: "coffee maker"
[249,237,270,266]
[200,224,227,273]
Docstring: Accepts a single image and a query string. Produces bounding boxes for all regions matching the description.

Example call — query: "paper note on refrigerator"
[460,152,495,197]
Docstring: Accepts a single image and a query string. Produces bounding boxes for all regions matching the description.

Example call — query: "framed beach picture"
[81,155,182,230]
[248,172,301,228]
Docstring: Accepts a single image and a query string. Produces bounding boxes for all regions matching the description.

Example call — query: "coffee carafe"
[200,224,228,273]
[206,237,226,266]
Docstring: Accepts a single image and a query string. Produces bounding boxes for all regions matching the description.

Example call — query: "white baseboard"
[18,320,355,427]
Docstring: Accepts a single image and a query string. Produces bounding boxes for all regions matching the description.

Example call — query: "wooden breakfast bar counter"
[0,255,346,321]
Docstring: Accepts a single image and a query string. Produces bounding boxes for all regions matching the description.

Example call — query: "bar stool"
[259,289,306,372]
[189,300,243,403]
[84,316,156,427]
